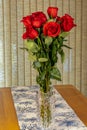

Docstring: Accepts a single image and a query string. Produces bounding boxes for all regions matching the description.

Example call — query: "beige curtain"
[0,0,87,96]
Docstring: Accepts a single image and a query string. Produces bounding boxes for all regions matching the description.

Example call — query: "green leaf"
[33,61,41,68]
[25,40,39,52]
[60,50,65,63]
[20,47,28,51]
[50,67,61,81]
[28,52,36,61]
[36,74,45,86]
[59,32,69,38]
[62,44,72,49]
[58,49,65,63]
[51,42,58,65]
[38,58,48,62]
[45,36,53,45]
[57,37,63,46]
[47,19,54,22]
[40,71,46,80]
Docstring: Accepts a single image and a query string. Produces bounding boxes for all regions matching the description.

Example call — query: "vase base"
[38,86,55,130]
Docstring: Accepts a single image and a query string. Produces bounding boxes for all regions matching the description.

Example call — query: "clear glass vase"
[38,86,55,130]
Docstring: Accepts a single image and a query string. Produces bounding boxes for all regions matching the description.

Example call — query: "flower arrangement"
[21,7,76,93]
[21,6,76,128]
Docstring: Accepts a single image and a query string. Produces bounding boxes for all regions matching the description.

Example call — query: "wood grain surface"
[55,85,87,126]
[0,88,19,130]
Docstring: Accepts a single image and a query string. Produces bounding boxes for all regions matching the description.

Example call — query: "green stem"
[37,37,42,46]
[46,72,50,93]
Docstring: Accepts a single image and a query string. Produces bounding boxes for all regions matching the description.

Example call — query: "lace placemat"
[11,86,87,130]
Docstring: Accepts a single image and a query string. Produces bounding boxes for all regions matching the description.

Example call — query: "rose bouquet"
[21,6,76,128]
[21,7,76,93]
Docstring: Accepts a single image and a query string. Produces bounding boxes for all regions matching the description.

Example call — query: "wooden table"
[0,85,87,130]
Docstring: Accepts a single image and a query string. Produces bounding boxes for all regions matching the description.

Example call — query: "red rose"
[32,20,42,28]
[47,7,58,18]
[56,16,62,22]
[58,14,76,31]
[22,32,28,39]
[43,22,61,37]
[32,12,47,28]
[21,15,32,26]
[22,25,38,39]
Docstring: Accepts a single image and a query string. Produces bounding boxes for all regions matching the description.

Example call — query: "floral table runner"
[11,86,87,130]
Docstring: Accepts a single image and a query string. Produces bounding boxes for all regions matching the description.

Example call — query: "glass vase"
[38,86,55,130]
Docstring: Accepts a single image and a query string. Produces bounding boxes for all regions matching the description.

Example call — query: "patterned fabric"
[11,86,87,130]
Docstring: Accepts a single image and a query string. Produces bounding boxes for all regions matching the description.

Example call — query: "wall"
[0,0,87,96]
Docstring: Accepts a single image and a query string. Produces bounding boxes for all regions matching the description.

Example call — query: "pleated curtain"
[0,0,87,96]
